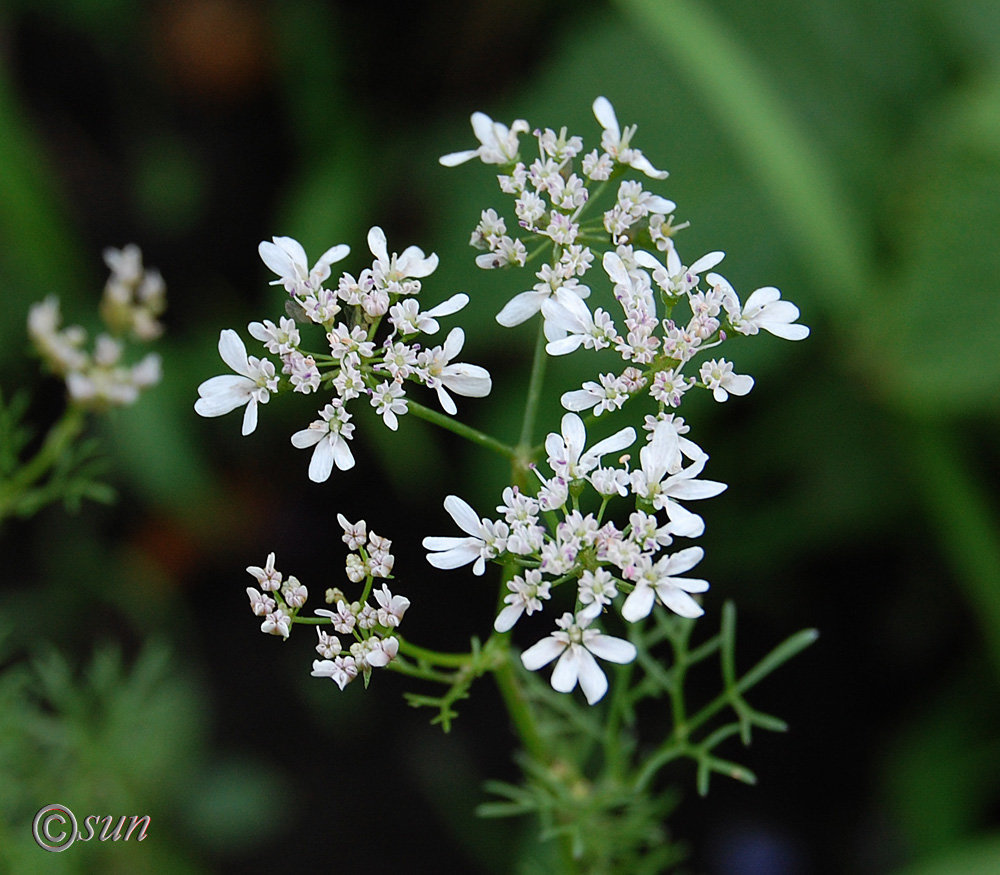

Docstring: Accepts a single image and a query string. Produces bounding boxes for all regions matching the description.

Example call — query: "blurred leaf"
[615,0,867,305]
[881,672,1000,859]
[0,61,88,353]
[890,833,1000,875]
[878,74,1000,416]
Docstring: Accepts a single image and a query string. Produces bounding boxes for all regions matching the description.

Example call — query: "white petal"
[470,111,497,146]
[726,374,754,396]
[621,585,655,623]
[667,478,727,501]
[273,236,308,267]
[434,383,458,415]
[496,289,547,327]
[424,543,480,570]
[258,240,293,277]
[241,397,259,435]
[550,647,582,694]
[574,648,609,704]
[308,439,335,482]
[581,426,635,469]
[443,495,483,537]
[367,226,388,264]
[628,153,669,180]
[440,364,492,397]
[765,322,810,340]
[331,435,355,471]
[561,413,586,457]
[443,326,465,360]
[690,251,726,274]
[194,375,253,416]
[586,634,637,665]
[494,604,523,633]
[316,243,350,268]
[592,96,620,140]
[602,251,630,286]
[427,293,469,318]
[657,587,705,618]
[439,149,478,167]
[520,637,566,672]
[662,546,705,575]
[545,336,585,356]
[291,427,324,448]
[218,329,252,377]
[560,389,600,411]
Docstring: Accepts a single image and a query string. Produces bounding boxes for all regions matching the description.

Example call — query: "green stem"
[491,643,549,765]
[405,399,517,459]
[0,404,86,521]
[516,319,549,467]
[397,637,474,669]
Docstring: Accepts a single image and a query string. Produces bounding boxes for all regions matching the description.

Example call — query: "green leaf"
[889,834,1000,875]
[878,74,1000,416]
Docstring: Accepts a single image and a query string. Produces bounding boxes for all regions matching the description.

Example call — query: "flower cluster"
[246,515,408,690]
[195,227,492,480]
[423,412,723,703]
[443,97,808,420]
[28,246,164,408]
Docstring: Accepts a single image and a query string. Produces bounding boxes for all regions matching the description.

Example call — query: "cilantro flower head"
[521,612,637,705]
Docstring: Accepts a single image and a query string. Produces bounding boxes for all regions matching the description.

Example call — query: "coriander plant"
[195,96,817,872]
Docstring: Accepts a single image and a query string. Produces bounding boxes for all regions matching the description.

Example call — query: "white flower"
[422,495,508,576]
[388,293,468,336]
[373,585,410,628]
[496,266,590,329]
[419,327,492,415]
[716,276,810,341]
[698,358,754,402]
[194,329,278,435]
[311,656,358,690]
[592,97,668,180]
[290,401,356,481]
[621,547,709,621]
[258,235,349,297]
[366,636,399,668]
[541,290,616,356]
[520,612,637,705]
[440,112,530,166]
[337,514,367,550]
[370,381,407,430]
[577,568,619,620]
[545,412,635,482]
[261,607,292,639]
[494,569,551,633]
[630,420,727,537]
[367,226,439,291]
[247,552,282,592]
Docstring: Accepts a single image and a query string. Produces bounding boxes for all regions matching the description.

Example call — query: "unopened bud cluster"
[246,515,409,691]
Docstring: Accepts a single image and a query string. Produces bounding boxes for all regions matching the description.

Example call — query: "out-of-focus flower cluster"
[246,515,408,690]
[444,97,808,421]
[28,245,164,408]
[195,227,492,481]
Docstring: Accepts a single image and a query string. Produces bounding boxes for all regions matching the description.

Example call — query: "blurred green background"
[1,0,999,872]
